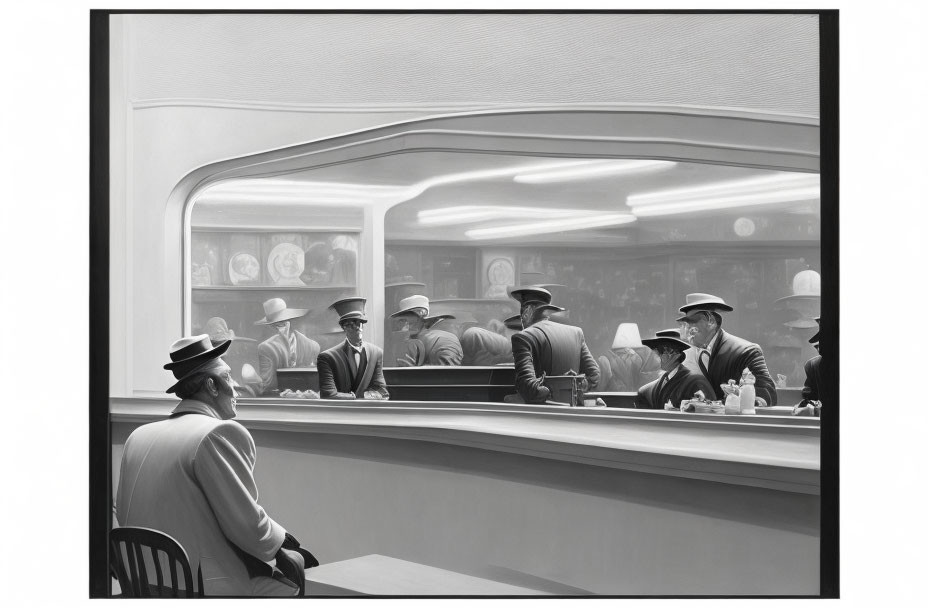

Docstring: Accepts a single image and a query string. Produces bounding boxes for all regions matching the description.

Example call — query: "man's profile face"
[211,360,238,420]
[404,314,424,337]
[520,304,535,328]
[273,320,290,338]
[684,312,715,348]
[342,319,363,344]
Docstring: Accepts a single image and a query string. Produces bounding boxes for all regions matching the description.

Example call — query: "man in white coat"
[115,335,316,596]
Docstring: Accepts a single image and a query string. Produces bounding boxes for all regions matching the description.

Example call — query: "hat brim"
[255,308,309,325]
[390,306,426,318]
[774,294,821,303]
[808,331,820,344]
[679,302,734,314]
[164,338,231,370]
[641,336,691,351]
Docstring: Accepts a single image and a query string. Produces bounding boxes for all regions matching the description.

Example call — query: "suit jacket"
[461,327,513,366]
[397,329,464,366]
[802,355,826,405]
[257,331,320,394]
[511,320,600,404]
[703,330,778,406]
[115,400,287,596]
[317,340,389,399]
[636,365,714,409]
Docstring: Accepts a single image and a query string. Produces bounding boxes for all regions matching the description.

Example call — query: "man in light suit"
[317,297,389,400]
[249,298,320,395]
[391,295,464,366]
[115,335,317,596]
[636,334,714,409]
[507,286,600,404]
[677,293,778,406]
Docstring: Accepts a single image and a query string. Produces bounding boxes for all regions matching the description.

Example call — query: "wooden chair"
[110,526,203,597]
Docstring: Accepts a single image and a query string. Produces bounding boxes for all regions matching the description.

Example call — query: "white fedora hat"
[391,294,430,318]
[254,298,309,325]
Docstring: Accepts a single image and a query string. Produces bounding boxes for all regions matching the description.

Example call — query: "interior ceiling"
[196,151,820,246]
[128,13,819,117]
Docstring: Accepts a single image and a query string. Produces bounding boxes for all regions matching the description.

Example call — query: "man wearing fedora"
[636,334,714,409]
[800,316,826,408]
[115,335,318,596]
[248,298,320,395]
[317,297,389,400]
[677,293,778,406]
[391,295,464,366]
[508,286,600,404]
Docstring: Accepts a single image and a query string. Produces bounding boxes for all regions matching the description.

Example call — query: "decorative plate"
[267,243,306,285]
[228,252,260,285]
[487,257,515,286]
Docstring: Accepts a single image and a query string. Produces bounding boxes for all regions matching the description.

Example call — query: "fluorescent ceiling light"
[418,205,578,226]
[631,186,820,217]
[627,173,818,207]
[514,160,676,184]
[465,213,636,240]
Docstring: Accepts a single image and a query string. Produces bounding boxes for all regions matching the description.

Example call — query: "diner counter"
[111,396,821,595]
[111,397,819,495]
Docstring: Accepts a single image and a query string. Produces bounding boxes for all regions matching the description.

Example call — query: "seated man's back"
[116,402,289,596]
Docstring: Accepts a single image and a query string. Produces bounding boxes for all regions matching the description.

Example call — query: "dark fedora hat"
[509,286,553,306]
[330,296,368,324]
[503,314,523,331]
[641,335,692,352]
[164,334,231,393]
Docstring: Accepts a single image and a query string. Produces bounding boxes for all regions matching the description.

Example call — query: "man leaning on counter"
[676,293,778,407]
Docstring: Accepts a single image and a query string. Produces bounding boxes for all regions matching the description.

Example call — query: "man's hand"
[275,547,305,589]
[363,390,385,400]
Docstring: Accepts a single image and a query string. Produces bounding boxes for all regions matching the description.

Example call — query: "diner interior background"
[190,155,820,388]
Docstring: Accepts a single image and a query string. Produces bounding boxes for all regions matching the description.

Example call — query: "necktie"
[655,372,668,402]
[288,333,297,367]
[698,349,710,378]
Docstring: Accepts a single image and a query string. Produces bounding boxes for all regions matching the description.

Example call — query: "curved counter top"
[111,397,819,495]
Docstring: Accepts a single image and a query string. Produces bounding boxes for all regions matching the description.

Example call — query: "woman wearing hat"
[317,297,389,400]
[636,335,714,409]
[248,298,320,395]
[391,295,464,366]
[508,286,600,404]
[676,293,778,407]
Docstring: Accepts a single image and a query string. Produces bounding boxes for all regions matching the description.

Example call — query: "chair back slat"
[152,546,164,591]
[110,526,200,598]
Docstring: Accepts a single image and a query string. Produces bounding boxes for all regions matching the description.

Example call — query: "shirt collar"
[170,398,221,419]
[703,329,722,355]
[345,339,364,353]
[666,363,681,380]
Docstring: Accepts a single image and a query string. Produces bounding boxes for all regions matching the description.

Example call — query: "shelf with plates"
[192,284,355,291]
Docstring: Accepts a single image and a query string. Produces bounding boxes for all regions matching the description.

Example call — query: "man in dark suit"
[636,334,714,409]
[248,298,320,395]
[391,295,464,366]
[508,286,600,404]
[317,297,389,400]
[801,316,825,406]
[677,293,778,406]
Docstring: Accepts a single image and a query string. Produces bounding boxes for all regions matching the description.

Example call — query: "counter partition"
[110,397,821,595]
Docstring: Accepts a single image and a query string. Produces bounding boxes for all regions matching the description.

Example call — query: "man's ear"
[205,376,219,396]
